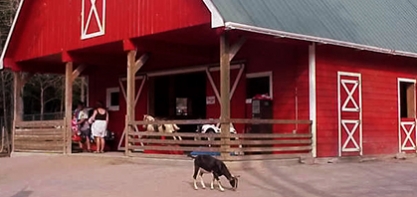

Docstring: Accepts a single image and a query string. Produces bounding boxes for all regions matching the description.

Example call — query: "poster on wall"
[206,96,215,105]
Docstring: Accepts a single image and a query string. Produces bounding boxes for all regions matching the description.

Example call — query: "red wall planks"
[5,0,210,63]
[316,45,417,157]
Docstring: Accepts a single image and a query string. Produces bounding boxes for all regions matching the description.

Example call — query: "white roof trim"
[0,0,25,70]
[202,0,225,28]
[224,22,417,59]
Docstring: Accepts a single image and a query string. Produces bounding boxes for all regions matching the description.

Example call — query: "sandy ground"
[1,153,417,197]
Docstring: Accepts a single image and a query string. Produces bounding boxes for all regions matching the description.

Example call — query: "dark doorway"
[152,71,206,132]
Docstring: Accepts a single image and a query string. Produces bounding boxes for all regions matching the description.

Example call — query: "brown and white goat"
[142,114,182,140]
[188,154,239,192]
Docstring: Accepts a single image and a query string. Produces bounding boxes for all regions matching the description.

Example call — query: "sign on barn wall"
[206,96,215,105]
[81,0,106,39]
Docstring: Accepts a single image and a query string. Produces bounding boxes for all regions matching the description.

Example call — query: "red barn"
[3,0,417,159]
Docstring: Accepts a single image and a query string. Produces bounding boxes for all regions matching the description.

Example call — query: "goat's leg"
[210,174,215,190]
[213,174,224,192]
[199,172,206,189]
[193,166,200,190]
[217,180,225,192]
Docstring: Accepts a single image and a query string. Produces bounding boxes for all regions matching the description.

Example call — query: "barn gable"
[204,0,417,58]
[0,0,211,70]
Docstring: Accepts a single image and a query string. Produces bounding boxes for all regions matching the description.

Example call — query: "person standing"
[89,101,108,153]
[76,101,91,152]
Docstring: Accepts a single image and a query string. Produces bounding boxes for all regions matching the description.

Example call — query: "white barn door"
[397,78,416,152]
[338,72,362,156]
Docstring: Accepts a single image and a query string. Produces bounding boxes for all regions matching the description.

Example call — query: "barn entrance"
[149,72,207,132]
[397,78,416,152]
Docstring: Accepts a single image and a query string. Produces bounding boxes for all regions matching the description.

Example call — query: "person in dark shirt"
[88,101,109,153]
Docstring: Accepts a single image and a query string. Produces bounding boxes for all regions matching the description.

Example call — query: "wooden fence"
[127,119,313,161]
[14,120,66,153]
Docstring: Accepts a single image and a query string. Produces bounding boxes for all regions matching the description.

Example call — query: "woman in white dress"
[89,101,109,153]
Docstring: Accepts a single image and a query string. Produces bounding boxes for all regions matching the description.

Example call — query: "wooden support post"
[80,77,85,103]
[126,51,136,156]
[125,51,149,156]
[11,72,32,154]
[64,62,73,154]
[220,32,231,160]
[12,72,22,153]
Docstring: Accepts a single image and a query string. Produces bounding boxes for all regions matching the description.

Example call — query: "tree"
[25,74,63,120]
[0,0,20,51]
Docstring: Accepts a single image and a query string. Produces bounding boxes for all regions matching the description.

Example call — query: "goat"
[187,154,239,192]
[142,114,182,140]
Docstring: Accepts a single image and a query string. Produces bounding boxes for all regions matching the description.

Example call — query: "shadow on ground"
[244,162,337,197]
[10,187,33,197]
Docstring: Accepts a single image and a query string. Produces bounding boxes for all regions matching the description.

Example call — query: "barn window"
[399,81,415,118]
[246,71,273,103]
[106,87,120,111]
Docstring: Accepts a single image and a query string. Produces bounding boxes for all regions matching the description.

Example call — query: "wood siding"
[316,45,417,157]
[5,0,210,63]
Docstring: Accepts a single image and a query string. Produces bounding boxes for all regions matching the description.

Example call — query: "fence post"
[125,115,131,156]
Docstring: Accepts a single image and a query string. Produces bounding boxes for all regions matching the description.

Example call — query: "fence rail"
[127,118,313,161]
[14,120,65,153]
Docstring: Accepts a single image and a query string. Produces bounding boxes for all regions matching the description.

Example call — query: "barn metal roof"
[203,0,417,58]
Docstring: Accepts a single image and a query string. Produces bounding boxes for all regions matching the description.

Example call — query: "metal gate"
[338,72,362,156]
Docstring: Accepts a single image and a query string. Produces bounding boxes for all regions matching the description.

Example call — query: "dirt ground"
[1,153,417,197]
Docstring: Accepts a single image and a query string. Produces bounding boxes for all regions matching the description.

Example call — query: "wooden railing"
[127,119,313,161]
[14,120,65,153]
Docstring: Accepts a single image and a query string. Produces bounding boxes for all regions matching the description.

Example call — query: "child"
[72,113,78,134]
[71,113,80,142]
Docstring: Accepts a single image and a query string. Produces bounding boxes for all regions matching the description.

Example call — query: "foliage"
[0,0,19,52]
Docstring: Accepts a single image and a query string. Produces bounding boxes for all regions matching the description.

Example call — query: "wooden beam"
[71,64,86,82]
[64,62,73,154]
[220,31,231,160]
[12,72,21,153]
[229,36,247,61]
[11,72,32,153]
[126,51,138,156]
[134,53,149,74]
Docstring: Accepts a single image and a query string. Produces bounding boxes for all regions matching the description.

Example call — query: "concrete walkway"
[0,154,416,197]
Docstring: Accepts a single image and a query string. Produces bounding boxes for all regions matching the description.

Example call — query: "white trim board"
[308,44,317,157]
[202,0,224,28]
[0,0,25,70]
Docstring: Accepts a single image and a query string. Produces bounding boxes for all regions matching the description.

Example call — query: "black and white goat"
[188,154,239,192]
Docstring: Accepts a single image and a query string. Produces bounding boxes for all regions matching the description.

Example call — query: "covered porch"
[11,23,314,161]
